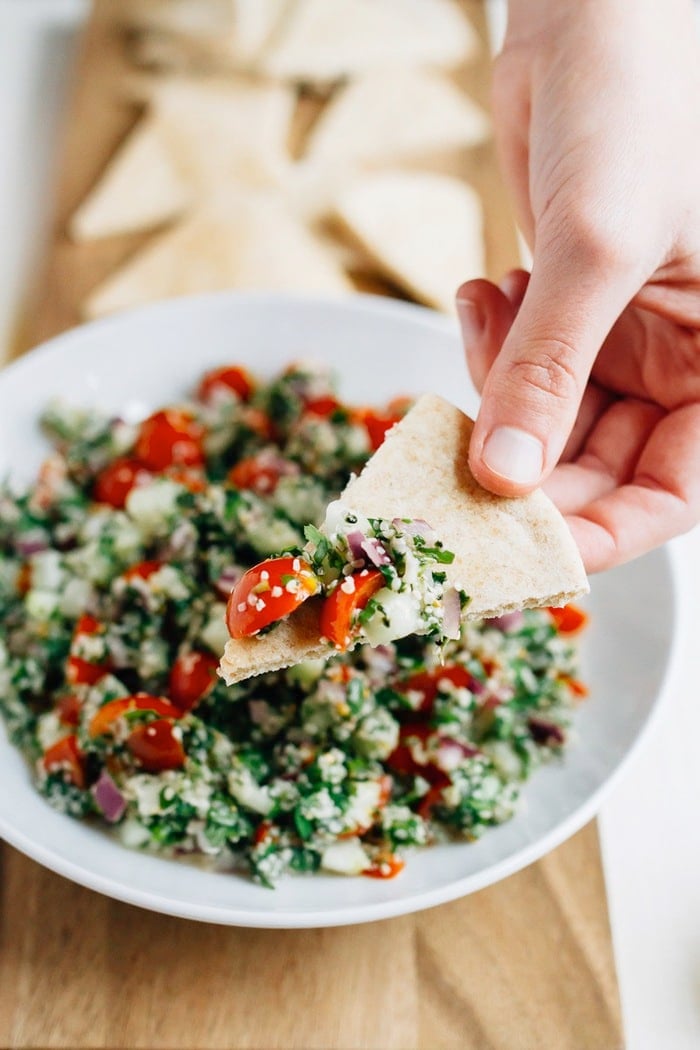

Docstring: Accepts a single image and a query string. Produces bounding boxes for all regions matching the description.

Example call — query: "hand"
[457,0,700,572]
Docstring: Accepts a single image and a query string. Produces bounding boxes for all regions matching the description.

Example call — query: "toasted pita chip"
[149,79,295,188]
[334,171,484,313]
[82,192,351,319]
[112,0,235,36]
[69,118,191,241]
[305,69,489,166]
[261,0,478,83]
[220,395,588,683]
[119,0,293,72]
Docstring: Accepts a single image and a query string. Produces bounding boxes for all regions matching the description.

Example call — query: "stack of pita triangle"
[74,0,491,319]
[219,395,588,684]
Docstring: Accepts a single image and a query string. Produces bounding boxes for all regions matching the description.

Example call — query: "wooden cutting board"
[1,3,624,1048]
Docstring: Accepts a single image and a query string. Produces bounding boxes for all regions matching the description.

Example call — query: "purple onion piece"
[391,517,435,541]
[442,587,461,640]
[528,717,566,747]
[360,536,391,567]
[16,534,49,557]
[485,610,524,633]
[346,530,366,561]
[215,565,244,599]
[91,770,126,823]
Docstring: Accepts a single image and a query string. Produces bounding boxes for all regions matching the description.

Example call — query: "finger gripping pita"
[219,394,588,684]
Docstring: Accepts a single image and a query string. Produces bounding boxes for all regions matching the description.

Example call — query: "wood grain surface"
[1,3,624,1048]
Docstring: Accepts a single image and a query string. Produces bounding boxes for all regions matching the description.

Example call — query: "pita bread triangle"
[334,171,485,314]
[219,394,588,684]
[82,192,351,319]
[68,118,192,241]
[305,69,489,166]
[261,0,479,83]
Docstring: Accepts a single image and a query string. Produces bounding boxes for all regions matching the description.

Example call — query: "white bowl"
[0,292,680,927]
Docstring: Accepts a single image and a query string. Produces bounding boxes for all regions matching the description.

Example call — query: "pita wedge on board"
[83,192,351,319]
[260,0,478,83]
[334,171,485,314]
[69,118,192,241]
[220,394,588,684]
[305,69,489,167]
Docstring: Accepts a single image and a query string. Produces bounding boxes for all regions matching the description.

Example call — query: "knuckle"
[553,211,636,274]
[506,340,582,404]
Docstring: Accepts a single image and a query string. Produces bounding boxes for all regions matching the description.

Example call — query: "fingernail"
[456,297,485,345]
[482,426,544,486]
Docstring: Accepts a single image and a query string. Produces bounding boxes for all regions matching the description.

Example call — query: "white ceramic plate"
[0,292,680,927]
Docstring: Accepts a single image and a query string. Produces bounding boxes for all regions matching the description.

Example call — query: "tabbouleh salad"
[0,361,588,886]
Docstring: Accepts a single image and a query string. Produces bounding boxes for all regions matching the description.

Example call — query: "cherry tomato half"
[547,604,588,635]
[352,408,404,451]
[89,694,183,738]
[385,724,450,786]
[319,570,384,651]
[67,615,109,686]
[135,409,204,472]
[43,734,86,789]
[229,455,284,495]
[197,365,254,403]
[56,694,82,727]
[362,855,405,879]
[226,556,320,638]
[303,396,341,418]
[169,651,219,711]
[94,457,151,509]
[123,560,162,582]
[127,719,185,772]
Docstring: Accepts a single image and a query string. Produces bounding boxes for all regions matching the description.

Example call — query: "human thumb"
[458,252,633,496]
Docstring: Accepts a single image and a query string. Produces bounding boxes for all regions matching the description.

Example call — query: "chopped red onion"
[391,518,435,541]
[249,699,271,725]
[16,534,49,557]
[91,770,126,823]
[442,587,461,640]
[485,611,524,632]
[215,565,244,599]
[363,644,397,676]
[360,537,391,567]
[528,717,565,747]
[346,530,366,561]
[346,531,391,567]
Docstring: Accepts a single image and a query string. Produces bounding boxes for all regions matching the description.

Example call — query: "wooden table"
[2,4,624,1047]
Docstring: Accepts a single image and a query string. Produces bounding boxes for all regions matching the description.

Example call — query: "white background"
[1,2,699,1047]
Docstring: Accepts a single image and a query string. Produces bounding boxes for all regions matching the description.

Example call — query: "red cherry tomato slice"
[303,396,341,418]
[396,665,479,714]
[43,734,86,788]
[319,570,385,651]
[386,724,450,786]
[135,409,204,471]
[226,556,320,638]
[362,855,405,879]
[163,465,207,493]
[169,651,219,711]
[89,694,183,738]
[56,694,82,727]
[67,615,109,686]
[123,560,162,582]
[127,719,185,772]
[94,457,152,509]
[228,455,283,495]
[197,365,254,403]
[352,409,404,451]
[547,604,588,634]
